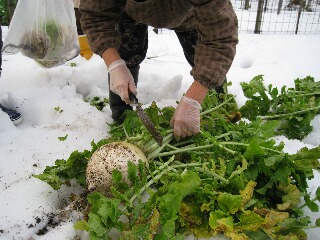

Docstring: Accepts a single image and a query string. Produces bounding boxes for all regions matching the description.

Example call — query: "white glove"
[108,59,137,104]
[170,96,201,140]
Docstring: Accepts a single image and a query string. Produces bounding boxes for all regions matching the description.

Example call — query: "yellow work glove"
[78,35,93,60]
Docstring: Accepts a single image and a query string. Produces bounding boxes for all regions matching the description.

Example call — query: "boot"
[215,77,228,94]
[215,77,228,103]
[109,66,140,124]
[0,104,22,125]
[78,35,93,60]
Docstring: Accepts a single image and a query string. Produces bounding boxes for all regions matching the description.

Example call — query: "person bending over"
[79,0,238,140]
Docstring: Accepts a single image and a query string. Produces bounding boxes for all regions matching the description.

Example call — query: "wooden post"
[264,0,268,12]
[277,0,283,15]
[295,0,305,34]
[254,0,265,34]
[244,0,250,10]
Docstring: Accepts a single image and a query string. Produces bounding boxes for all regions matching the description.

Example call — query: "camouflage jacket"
[79,0,238,89]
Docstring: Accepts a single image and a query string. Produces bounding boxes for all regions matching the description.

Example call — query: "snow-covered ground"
[0,26,320,239]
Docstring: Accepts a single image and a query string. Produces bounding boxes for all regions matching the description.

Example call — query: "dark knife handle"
[129,92,139,104]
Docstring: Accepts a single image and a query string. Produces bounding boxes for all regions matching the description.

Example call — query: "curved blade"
[129,92,163,146]
[135,105,163,146]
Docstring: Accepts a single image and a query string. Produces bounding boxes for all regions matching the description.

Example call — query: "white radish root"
[86,142,148,196]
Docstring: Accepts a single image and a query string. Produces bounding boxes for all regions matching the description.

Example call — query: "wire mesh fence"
[1,0,319,34]
[232,0,320,34]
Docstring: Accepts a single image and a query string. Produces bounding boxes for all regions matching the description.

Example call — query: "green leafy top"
[240,75,320,139]
[35,76,320,239]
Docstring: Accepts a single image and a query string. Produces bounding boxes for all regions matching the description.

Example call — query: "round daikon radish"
[86,142,148,196]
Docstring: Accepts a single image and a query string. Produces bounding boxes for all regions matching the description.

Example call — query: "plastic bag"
[2,0,79,68]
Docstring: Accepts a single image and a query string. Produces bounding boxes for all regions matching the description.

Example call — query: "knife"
[129,92,163,146]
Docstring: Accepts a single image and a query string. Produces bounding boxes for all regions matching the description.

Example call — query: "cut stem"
[147,133,174,159]
[194,167,229,184]
[129,156,177,203]
[219,141,283,154]
[287,90,320,97]
[156,144,216,158]
[200,96,235,116]
[258,106,320,120]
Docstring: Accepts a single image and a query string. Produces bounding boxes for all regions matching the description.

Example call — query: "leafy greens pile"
[240,75,320,139]
[34,76,320,240]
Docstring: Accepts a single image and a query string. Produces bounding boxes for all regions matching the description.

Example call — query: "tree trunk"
[6,0,17,25]
[244,0,250,9]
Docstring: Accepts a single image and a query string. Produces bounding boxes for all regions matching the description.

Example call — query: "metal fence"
[232,0,320,34]
[1,0,319,35]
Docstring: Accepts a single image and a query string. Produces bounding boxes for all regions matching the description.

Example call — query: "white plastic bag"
[2,0,79,68]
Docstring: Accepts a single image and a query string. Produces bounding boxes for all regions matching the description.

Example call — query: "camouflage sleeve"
[79,0,123,57]
[191,0,238,89]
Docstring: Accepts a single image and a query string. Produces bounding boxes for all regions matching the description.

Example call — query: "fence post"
[244,0,250,10]
[254,0,265,33]
[277,0,283,15]
[295,0,305,34]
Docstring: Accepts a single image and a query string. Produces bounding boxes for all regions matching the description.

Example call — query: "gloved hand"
[108,59,137,104]
[170,96,201,140]
[78,35,93,60]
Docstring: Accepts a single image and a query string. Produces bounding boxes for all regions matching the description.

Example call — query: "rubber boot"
[109,66,140,124]
[78,35,93,60]
[214,77,228,103]
[0,103,23,125]
[215,77,228,94]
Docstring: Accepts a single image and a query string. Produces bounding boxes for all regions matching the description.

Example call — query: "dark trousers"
[74,8,84,35]
[109,12,198,121]
[118,12,197,69]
